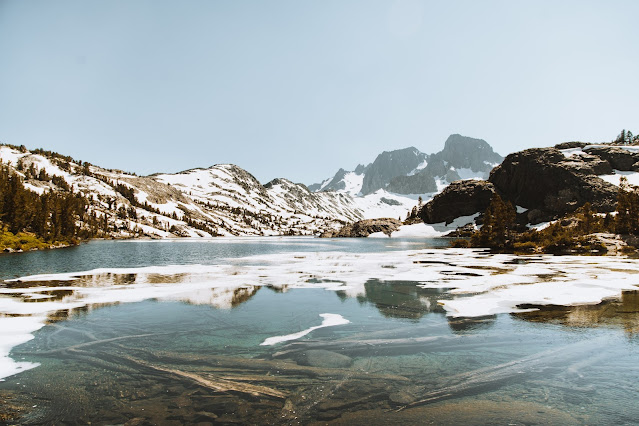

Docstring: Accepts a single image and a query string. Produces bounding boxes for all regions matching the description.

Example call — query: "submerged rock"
[293,349,353,368]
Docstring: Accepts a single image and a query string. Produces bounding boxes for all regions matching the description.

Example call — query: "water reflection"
[168,285,260,308]
[345,279,447,321]
[515,290,639,336]
[447,315,497,333]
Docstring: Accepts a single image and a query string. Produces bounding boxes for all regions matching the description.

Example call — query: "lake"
[1,238,638,425]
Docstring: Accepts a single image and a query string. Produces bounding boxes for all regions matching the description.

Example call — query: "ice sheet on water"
[2,248,639,380]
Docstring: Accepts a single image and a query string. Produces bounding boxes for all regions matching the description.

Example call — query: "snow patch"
[600,170,639,187]
[260,313,350,346]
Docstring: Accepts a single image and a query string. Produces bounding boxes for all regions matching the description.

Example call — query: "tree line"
[0,161,97,246]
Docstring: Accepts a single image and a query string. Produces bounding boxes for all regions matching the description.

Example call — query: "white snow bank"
[260,313,350,346]
[369,214,478,239]
[600,170,639,187]
[369,223,442,238]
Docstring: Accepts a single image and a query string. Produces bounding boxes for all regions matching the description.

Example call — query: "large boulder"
[489,148,618,220]
[419,180,496,224]
[320,218,402,238]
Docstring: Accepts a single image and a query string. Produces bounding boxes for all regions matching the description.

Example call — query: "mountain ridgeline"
[310,134,503,196]
[0,134,504,248]
[0,144,368,246]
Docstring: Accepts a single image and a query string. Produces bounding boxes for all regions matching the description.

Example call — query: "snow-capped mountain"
[311,134,503,198]
[0,145,366,238]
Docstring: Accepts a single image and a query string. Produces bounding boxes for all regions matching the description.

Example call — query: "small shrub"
[513,241,538,253]
[450,239,470,248]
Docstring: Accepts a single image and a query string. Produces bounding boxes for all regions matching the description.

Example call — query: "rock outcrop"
[419,180,496,224]
[489,148,618,222]
[320,218,402,238]
[583,146,639,171]
[419,145,625,226]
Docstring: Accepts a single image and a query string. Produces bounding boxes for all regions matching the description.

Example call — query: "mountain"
[0,145,365,238]
[310,134,503,197]
[361,147,427,195]
[420,142,636,226]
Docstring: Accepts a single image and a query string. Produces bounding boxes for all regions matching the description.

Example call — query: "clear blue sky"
[1,0,638,184]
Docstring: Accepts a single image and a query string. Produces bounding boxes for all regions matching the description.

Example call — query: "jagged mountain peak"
[312,135,503,198]
[438,134,503,172]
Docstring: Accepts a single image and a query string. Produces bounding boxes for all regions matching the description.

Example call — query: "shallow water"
[1,238,639,425]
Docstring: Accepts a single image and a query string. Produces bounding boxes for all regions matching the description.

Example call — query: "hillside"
[0,144,368,239]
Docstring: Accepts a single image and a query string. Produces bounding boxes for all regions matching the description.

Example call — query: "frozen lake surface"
[1,238,638,424]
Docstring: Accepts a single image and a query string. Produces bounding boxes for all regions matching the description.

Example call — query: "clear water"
[1,238,638,425]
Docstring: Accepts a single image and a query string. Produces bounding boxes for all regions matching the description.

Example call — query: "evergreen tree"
[471,194,516,249]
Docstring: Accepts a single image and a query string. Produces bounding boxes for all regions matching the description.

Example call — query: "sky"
[0,0,638,184]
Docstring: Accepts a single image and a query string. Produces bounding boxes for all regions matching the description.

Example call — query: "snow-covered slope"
[0,145,366,237]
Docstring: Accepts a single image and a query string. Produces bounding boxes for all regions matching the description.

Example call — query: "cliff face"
[360,147,427,195]
[420,144,636,225]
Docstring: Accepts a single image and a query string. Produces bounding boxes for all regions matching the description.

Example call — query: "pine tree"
[472,194,516,248]
[616,177,632,234]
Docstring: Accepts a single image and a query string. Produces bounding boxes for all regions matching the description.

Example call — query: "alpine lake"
[1,237,638,425]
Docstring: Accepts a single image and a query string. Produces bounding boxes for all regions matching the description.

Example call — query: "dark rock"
[444,223,476,238]
[525,209,553,225]
[584,146,639,171]
[354,163,369,174]
[438,134,503,172]
[379,197,402,206]
[320,218,402,238]
[554,141,591,150]
[317,168,349,192]
[422,156,448,177]
[574,153,613,175]
[445,169,461,182]
[420,180,496,224]
[489,148,618,219]
[386,170,437,194]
